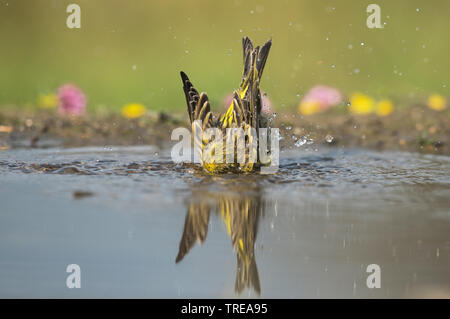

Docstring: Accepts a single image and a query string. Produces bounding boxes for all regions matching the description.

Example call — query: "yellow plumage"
[180,37,272,173]
[175,190,262,295]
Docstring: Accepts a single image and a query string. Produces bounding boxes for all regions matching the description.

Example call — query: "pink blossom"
[261,95,272,114]
[302,85,342,111]
[222,93,234,110]
[58,84,87,116]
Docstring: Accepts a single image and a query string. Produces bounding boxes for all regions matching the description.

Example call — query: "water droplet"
[294,136,314,147]
[325,135,334,143]
[295,138,306,147]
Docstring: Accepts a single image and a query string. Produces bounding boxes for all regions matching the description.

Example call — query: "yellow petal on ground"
[427,94,447,111]
[375,99,394,116]
[38,93,58,109]
[121,103,147,119]
[298,100,321,115]
[0,125,13,134]
[349,92,375,114]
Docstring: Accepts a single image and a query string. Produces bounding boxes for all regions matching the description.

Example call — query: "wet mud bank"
[0,108,449,155]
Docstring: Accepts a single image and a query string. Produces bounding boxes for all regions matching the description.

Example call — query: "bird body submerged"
[180,37,272,173]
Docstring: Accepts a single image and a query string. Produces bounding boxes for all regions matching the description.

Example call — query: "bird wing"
[180,71,213,131]
[220,37,272,130]
[175,201,211,263]
[180,37,271,132]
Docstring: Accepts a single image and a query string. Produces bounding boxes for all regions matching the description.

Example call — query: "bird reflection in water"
[175,188,264,295]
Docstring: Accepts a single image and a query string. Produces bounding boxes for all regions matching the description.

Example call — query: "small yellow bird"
[180,37,272,173]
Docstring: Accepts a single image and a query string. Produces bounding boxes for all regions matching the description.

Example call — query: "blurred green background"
[0,0,448,112]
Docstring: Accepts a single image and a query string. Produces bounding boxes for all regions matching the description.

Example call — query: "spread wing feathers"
[180,37,271,133]
[220,90,248,129]
[255,39,272,81]
[175,201,211,263]
[219,195,262,295]
[241,37,254,85]
[240,37,272,92]
[232,91,248,124]
[235,252,261,295]
[180,71,213,131]
[233,38,272,130]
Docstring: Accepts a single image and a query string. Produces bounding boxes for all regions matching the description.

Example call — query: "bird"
[180,37,272,173]
[175,189,262,295]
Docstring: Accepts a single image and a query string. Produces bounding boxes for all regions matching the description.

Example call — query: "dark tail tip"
[175,254,183,263]
[180,71,189,83]
[255,40,272,80]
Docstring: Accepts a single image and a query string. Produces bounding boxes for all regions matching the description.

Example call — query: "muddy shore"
[0,107,448,155]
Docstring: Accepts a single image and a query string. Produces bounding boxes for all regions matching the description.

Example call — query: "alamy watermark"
[366,4,384,29]
[66,4,81,29]
[171,121,279,174]
[66,264,81,289]
[366,264,381,288]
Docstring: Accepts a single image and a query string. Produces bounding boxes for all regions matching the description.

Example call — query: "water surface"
[0,146,449,298]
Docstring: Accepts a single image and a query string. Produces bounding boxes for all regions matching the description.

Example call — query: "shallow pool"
[0,146,449,298]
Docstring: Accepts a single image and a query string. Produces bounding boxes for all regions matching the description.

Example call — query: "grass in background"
[0,0,448,113]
